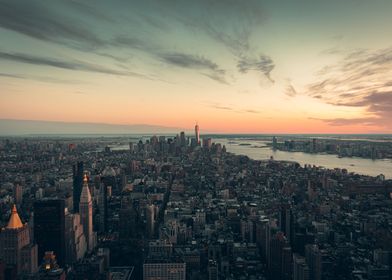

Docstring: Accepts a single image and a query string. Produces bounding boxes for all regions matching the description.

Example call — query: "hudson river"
[214,138,392,179]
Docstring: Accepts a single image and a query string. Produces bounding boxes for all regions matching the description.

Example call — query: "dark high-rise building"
[119,199,137,240]
[13,183,23,206]
[73,161,84,213]
[293,254,310,280]
[305,244,321,280]
[34,199,66,267]
[269,232,293,280]
[98,183,108,233]
[279,205,293,243]
[202,138,212,149]
[180,131,186,147]
[208,260,218,280]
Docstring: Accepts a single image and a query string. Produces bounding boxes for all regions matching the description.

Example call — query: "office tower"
[293,231,315,256]
[34,199,66,267]
[305,244,322,280]
[195,123,200,145]
[208,260,218,280]
[282,246,293,280]
[65,210,87,264]
[269,232,292,280]
[255,218,271,263]
[293,254,310,280]
[202,138,212,149]
[79,174,95,252]
[0,205,38,276]
[73,161,84,213]
[180,131,186,147]
[13,183,22,206]
[98,183,108,233]
[129,142,134,153]
[102,166,117,188]
[307,181,318,201]
[240,218,254,243]
[119,199,137,240]
[146,204,156,239]
[279,205,293,243]
[143,260,186,280]
[20,244,38,276]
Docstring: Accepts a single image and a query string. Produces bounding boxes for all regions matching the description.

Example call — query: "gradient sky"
[1,0,392,133]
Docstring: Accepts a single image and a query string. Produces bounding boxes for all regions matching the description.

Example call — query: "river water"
[214,138,392,179]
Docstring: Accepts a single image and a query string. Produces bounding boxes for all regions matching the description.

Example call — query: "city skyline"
[1,0,392,133]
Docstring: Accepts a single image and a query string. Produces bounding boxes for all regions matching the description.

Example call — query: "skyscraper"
[146,204,156,239]
[195,123,200,145]
[65,210,87,264]
[13,183,22,206]
[269,232,293,280]
[293,254,310,280]
[180,131,186,147]
[79,174,95,252]
[99,183,108,233]
[0,205,38,276]
[279,205,293,243]
[73,161,84,213]
[305,244,322,280]
[202,138,212,149]
[34,199,66,267]
[119,198,137,240]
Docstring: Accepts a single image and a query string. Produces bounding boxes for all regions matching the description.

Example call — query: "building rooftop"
[109,266,134,280]
[6,204,23,229]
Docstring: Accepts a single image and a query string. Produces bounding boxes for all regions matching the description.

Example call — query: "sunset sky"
[1,0,392,133]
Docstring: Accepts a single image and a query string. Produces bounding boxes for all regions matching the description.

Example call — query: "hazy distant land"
[0,119,185,136]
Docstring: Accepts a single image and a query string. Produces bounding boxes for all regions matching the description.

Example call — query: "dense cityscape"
[0,125,391,280]
[1,2,392,279]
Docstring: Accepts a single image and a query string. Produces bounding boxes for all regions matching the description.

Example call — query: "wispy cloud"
[307,47,392,128]
[208,103,260,114]
[159,52,227,84]
[244,109,260,114]
[153,0,273,84]
[0,51,144,77]
[237,55,275,82]
[0,71,86,84]
[112,36,151,51]
[0,0,271,86]
[285,83,297,97]
[0,1,106,51]
[0,72,24,79]
[210,104,234,111]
